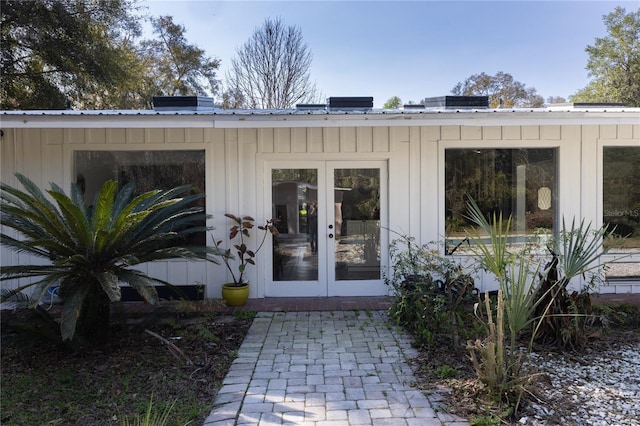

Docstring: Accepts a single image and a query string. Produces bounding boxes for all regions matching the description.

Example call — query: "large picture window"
[74,150,206,245]
[603,146,640,251]
[445,148,557,251]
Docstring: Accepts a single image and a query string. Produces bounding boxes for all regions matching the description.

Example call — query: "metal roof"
[2,105,639,115]
[1,106,639,129]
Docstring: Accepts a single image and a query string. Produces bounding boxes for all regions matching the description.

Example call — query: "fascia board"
[0,114,215,129]
[211,112,640,128]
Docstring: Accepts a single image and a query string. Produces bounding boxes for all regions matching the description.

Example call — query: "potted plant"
[212,214,278,306]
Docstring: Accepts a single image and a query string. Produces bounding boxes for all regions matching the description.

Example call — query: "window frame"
[597,139,640,279]
[439,139,564,256]
[71,146,209,247]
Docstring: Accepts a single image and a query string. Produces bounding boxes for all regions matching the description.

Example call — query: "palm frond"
[0,234,54,259]
[48,190,92,249]
[555,217,615,281]
[28,276,66,307]
[69,182,90,220]
[60,284,90,342]
[91,180,118,233]
[464,196,512,280]
[0,202,67,244]
[110,181,136,218]
[0,265,70,281]
[0,288,31,309]
[95,271,122,302]
[118,270,160,303]
[14,173,58,212]
[3,176,67,239]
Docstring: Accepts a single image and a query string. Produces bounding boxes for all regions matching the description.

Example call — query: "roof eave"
[1,109,639,129]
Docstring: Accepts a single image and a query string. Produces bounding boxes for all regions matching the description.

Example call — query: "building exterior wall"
[1,120,639,297]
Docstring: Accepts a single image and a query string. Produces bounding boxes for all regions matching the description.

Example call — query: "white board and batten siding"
[1,110,639,297]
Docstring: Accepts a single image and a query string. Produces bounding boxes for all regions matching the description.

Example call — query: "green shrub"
[385,234,477,352]
[1,174,216,344]
[435,364,459,379]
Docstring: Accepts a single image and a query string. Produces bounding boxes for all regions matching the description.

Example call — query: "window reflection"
[74,150,205,245]
[334,168,381,280]
[445,148,557,251]
[272,169,318,281]
[603,146,640,252]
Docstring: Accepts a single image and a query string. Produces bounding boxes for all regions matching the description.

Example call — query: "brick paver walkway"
[204,311,468,426]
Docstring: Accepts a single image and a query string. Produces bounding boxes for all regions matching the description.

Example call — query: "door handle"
[328,233,334,239]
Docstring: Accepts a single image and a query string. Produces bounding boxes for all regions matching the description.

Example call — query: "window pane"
[272,168,318,281]
[74,150,206,245]
[334,168,381,281]
[603,146,640,253]
[445,148,556,252]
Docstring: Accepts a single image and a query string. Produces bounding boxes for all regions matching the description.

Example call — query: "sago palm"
[1,173,214,343]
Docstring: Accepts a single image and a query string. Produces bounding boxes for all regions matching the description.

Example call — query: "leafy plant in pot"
[213,214,278,306]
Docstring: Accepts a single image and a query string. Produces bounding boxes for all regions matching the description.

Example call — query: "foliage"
[464,197,550,346]
[225,16,321,109]
[383,96,402,109]
[464,196,622,416]
[121,394,176,426]
[0,1,220,110]
[471,412,503,426]
[435,364,459,379]
[0,0,145,110]
[546,96,567,104]
[450,71,544,108]
[220,85,246,109]
[212,214,278,286]
[570,7,640,107]
[0,174,212,343]
[532,218,617,349]
[593,303,640,328]
[142,15,220,98]
[233,310,258,321]
[467,291,507,399]
[385,234,478,352]
[465,198,545,410]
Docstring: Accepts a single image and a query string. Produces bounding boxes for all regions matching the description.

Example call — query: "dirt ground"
[0,307,253,426]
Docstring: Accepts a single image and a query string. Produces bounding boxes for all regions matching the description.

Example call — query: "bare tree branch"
[225,17,320,109]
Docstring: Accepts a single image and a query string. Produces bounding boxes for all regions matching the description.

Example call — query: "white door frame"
[264,160,389,297]
[265,160,327,297]
[326,161,389,296]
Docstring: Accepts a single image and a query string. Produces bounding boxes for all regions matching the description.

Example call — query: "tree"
[225,17,320,109]
[546,96,567,104]
[0,0,144,110]
[0,175,215,343]
[1,2,220,110]
[383,96,402,109]
[142,16,220,98]
[220,86,246,109]
[451,72,544,108]
[570,7,640,107]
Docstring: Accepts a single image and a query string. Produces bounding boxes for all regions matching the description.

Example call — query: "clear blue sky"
[141,0,636,107]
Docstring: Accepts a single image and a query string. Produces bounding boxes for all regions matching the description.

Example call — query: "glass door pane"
[271,168,318,281]
[333,168,381,280]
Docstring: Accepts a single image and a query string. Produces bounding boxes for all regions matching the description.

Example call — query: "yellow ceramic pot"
[221,283,249,306]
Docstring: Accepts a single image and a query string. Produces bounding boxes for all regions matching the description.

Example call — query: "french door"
[265,161,388,297]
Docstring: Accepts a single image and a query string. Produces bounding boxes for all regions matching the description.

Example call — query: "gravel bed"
[519,342,640,426]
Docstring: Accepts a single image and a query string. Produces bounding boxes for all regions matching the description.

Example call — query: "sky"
[140,0,637,108]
